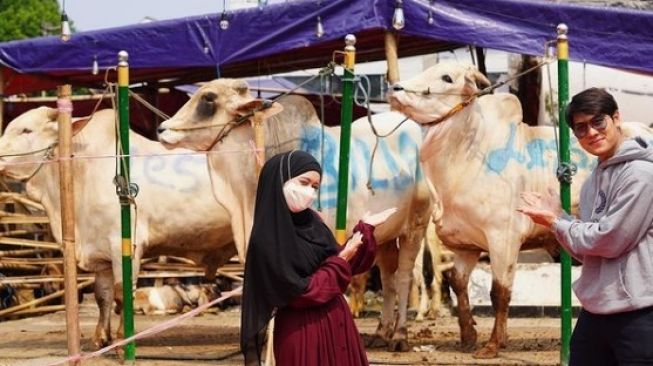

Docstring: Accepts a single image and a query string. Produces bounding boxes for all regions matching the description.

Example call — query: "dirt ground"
[0,294,566,366]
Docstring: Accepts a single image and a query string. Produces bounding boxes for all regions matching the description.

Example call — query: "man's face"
[572,111,622,161]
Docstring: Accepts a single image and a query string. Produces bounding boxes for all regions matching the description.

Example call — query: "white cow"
[0,107,236,348]
[388,62,653,358]
[157,79,432,351]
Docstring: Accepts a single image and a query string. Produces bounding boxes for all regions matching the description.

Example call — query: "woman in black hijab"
[240,150,395,366]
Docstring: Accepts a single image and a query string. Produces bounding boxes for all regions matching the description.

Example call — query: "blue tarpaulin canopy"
[1,0,652,95]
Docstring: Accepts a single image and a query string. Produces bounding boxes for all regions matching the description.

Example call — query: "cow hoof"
[460,329,477,351]
[93,337,110,349]
[388,339,410,352]
[473,343,499,359]
[92,332,111,349]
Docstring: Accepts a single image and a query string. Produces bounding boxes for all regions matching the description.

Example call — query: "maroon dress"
[273,222,376,366]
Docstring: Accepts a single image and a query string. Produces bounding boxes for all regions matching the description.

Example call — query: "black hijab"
[240,150,338,365]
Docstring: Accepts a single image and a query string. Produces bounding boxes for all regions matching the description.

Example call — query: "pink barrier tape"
[46,286,243,366]
[56,100,74,114]
[0,148,272,168]
[248,139,264,168]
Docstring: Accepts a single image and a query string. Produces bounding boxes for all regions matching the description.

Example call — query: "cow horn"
[46,108,59,121]
[473,70,491,89]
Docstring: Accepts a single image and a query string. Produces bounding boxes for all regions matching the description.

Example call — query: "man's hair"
[565,88,619,127]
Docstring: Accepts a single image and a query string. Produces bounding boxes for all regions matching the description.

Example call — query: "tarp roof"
[1,0,652,95]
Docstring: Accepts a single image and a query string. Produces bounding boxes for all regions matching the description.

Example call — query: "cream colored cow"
[158,80,432,351]
[389,62,653,358]
[0,107,235,348]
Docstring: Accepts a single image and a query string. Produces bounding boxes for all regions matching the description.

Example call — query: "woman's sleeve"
[346,221,377,275]
[288,256,351,308]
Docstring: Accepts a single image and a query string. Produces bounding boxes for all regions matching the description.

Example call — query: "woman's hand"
[362,207,398,227]
[516,188,563,229]
[338,232,363,262]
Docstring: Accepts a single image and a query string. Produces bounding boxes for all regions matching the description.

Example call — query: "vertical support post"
[335,34,356,245]
[384,31,400,86]
[0,70,4,133]
[556,23,572,366]
[57,84,81,366]
[117,50,136,362]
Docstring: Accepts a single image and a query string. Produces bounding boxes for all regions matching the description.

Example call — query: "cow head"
[388,62,490,126]
[0,107,91,181]
[0,107,61,180]
[157,78,283,151]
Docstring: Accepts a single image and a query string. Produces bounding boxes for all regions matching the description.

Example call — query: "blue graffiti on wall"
[486,124,592,174]
[129,145,205,192]
[300,125,420,209]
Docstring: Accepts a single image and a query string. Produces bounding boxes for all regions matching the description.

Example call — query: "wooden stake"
[0,279,93,318]
[0,70,4,133]
[384,31,400,85]
[57,84,81,365]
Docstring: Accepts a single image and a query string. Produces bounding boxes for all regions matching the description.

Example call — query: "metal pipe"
[117,50,136,362]
[335,34,357,244]
[556,23,572,366]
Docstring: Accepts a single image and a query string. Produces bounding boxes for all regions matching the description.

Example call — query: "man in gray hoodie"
[518,88,653,365]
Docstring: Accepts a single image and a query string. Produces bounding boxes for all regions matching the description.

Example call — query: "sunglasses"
[571,114,610,139]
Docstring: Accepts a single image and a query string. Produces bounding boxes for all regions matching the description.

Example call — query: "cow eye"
[197,92,218,118]
[202,92,217,103]
[22,128,33,134]
[441,75,453,83]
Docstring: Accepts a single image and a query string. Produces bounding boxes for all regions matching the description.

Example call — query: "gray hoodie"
[553,136,653,314]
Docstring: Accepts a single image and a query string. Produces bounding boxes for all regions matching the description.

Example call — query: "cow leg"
[448,249,480,352]
[93,268,114,349]
[367,241,398,348]
[474,246,518,359]
[389,231,422,352]
[348,272,369,318]
[413,242,428,321]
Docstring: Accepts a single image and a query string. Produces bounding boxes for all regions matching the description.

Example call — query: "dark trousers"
[570,306,653,365]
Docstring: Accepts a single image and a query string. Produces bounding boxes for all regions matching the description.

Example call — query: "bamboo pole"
[0,248,53,257]
[57,84,81,366]
[0,274,94,285]
[0,237,60,250]
[0,216,51,224]
[1,257,62,265]
[0,192,46,211]
[0,70,4,133]
[0,229,50,237]
[0,263,41,271]
[10,304,65,316]
[384,31,400,86]
[0,279,93,318]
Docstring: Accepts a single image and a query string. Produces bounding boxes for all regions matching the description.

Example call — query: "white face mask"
[283,179,317,213]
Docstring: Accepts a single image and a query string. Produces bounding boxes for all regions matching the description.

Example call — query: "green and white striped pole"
[335,34,356,245]
[556,24,572,366]
[117,50,136,362]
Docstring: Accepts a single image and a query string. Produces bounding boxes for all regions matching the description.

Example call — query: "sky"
[56,0,267,32]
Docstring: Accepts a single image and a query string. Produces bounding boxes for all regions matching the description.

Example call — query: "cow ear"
[71,117,91,136]
[236,99,284,120]
[234,80,250,96]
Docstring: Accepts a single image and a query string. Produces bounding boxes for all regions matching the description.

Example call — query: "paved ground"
[0,293,568,366]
